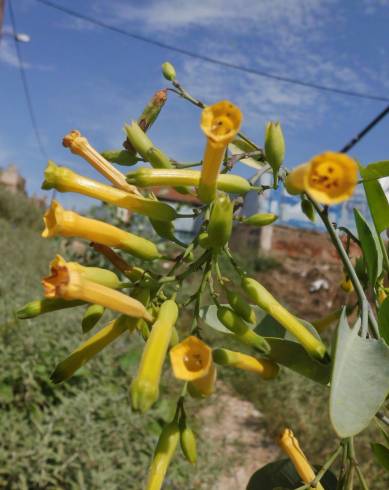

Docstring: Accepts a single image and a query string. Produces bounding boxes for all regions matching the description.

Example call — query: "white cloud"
[0,33,54,71]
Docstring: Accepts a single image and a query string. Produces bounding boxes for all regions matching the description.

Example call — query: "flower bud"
[81,304,105,333]
[301,197,316,222]
[213,348,279,379]
[131,300,178,412]
[16,298,84,319]
[199,101,242,203]
[126,167,251,195]
[217,306,270,353]
[42,161,177,221]
[162,62,176,81]
[145,421,179,490]
[264,121,285,184]
[207,193,233,249]
[241,277,327,360]
[198,231,211,249]
[51,315,136,383]
[241,213,278,227]
[226,289,256,324]
[179,421,197,464]
[43,200,161,260]
[100,149,138,166]
[138,89,168,132]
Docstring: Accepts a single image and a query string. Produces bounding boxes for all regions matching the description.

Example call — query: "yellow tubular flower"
[131,300,179,413]
[62,130,139,194]
[242,277,327,360]
[285,152,358,205]
[42,258,152,322]
[198,101,242,203]
[48,255,120,289]
[42,161,177,221]
[145,421,180,490]
[279,428,324,490]
[51,315,135,383]
[169,336,212,381]
[213,348,279,379]
[188,364,217,398]
[42,200,160,261]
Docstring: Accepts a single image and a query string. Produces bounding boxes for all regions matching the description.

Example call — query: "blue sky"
[1,0,389,212]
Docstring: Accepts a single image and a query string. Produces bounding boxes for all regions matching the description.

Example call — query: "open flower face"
[42,255,77,299]
[305,152,358,205]
[170,336,212,381]
[200,101,242,147]
[42,200,67,238]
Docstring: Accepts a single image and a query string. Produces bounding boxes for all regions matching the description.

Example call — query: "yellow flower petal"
[170,336,212,381]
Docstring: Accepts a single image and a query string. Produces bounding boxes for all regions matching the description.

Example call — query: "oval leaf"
[362,161,389,180]
[360,166,389,233]
[329,311,389,438]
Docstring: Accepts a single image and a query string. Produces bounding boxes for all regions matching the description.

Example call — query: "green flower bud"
[138,89,168,132]
[226,289,256,324]
[264,122,285,185]
[81,304,105,333]
[207,193,233,249]
[145,421,179,489]
[100,149,139,166]
[179,421,197,464]
[217,307,270,353]
[301,196,316,222]
[16,298,84,319]
[161,62,176,81]
[242,213,278,226]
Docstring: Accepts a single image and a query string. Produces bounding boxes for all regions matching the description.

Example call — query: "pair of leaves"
[354,208,382,286]
[229,137,266,170]
[246,459,337,490]
[329,310,389,438]
[199,305,331,385]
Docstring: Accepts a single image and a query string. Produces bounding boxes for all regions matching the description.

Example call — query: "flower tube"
[62,130,138,194]
[42,257,152,322]
[187,364,217,398]
[198,100,242,203]
[126,168,251,195]
[51,315,136,383]
[42,200,160,260]
[16,297,84,319]
[279,428,324,490]
[213,348,279,379]
[169,336,212,381]
[284,152,358,205]
[42,161,177,221]
[145,420,180,490]
[241,277,327,360]
[131,300,178,412]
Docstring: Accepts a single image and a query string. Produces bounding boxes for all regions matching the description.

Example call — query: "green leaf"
[0,383,13,403]
[229,138,266,170]
[246,459,337,490]
[362,161,389,180]
[200,304,330,384]
[378,296,389,345]
[354,208,382,286]
[371,443,389,472]
[360,166,389,233]
[264,338,331,385]
[329,311,389,438]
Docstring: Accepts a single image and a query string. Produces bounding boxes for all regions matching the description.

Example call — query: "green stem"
[294,445,343,490]
[309,197,379,338]
[378,234,389,273]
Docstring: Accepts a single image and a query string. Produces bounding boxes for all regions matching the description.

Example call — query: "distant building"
[0,164,26,194]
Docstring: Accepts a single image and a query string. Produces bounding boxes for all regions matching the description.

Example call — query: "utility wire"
[340,104,389,153]
[36,0,389,104]
[8,0,48,159]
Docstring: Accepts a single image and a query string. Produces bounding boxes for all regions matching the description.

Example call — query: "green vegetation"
[0,189,219,489]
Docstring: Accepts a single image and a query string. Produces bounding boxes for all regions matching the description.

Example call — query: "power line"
[36,0,389,104]
[340,104,389,153]
[8,0,48,159]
